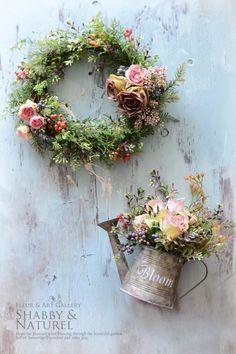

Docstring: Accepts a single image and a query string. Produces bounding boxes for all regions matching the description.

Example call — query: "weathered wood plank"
[0,1,236,353]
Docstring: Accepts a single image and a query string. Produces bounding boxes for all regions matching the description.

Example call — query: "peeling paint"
[1,330,15,354]
[16,24,19,41]
[103,254,112,277]
[58,5,65,23]
[177,129,194,165]
[45,274,57,286]
[25,208,38,233]
[48,163,71,200]
[219,169,234,273]
[0,54,4,80]
[4,303,15,321]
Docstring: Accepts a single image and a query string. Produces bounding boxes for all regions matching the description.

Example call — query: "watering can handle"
[178,260,208,300]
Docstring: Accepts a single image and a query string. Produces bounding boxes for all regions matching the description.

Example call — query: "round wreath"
[9,15,185,169]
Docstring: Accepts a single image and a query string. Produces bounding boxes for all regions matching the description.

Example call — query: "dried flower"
[143,66,167,89]
[106,74,128,100]
[117,87,148,116]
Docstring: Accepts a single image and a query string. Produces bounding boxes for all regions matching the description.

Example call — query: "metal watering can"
[98,218,208,309]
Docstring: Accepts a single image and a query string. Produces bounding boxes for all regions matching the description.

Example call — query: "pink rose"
[125,64,147,85]
[167,198,185,214]
[18,100,37,122]
[15,68,28,80]
[123,28,133,38]
[29,115,45,129]
[16,125,30,140]
[161,212,189,240]
[146,199,164,214]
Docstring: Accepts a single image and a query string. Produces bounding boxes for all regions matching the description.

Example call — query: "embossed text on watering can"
[136,263,174,288]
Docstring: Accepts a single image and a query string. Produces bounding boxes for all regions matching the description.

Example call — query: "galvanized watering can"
[98,218,208,309]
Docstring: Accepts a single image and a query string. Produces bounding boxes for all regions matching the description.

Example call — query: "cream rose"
[16,125,30,140]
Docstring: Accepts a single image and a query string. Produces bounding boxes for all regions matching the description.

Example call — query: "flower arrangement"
[107,65,169,128]
[113,170,234,261]
[8,15,185,170]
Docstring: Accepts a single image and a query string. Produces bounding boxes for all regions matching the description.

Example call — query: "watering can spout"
[97,218,129,283]
[98,218,118,232]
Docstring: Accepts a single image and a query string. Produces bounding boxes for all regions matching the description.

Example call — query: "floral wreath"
[9,15,185,169]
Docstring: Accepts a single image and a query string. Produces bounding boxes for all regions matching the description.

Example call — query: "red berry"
[50,114,57,119]
[58,126,62,131]
[47,118,51,123]
[59,114,63,117]
[117,144,124,152]
[125,153,131,161]
[61,122,66,129]
[48,126,52,130]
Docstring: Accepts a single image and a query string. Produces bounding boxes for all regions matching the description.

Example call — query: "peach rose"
[29,115,45,129]
[157,208,190,241]
[161,212,189,240]
[125,64,147,85]
[16,125,30,140]
[18,100,37,122]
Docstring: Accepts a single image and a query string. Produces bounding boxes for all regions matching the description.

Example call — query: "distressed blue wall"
[0,1,236,353]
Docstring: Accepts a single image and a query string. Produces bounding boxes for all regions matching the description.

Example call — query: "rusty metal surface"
[121,248,184,309]
[98,219,129,283]
[0,0,236,353]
